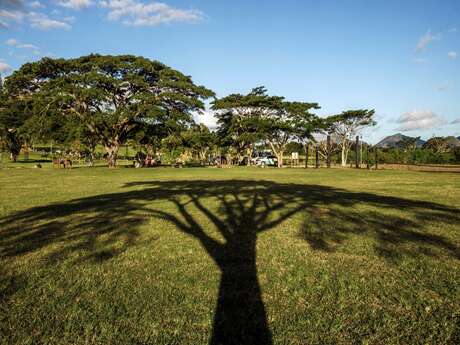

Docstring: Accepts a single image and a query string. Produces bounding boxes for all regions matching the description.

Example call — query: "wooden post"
[355,135,359,169]
[366,145,370,169]
[305,143,309,168]
[374,147,378,170]
[326,135,331,168]
[315,146,319,168]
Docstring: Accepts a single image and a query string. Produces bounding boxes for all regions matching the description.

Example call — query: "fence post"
[326,135,331,168]
[305,143,309,168]
[374,147,378,170]
[355,135,359,168]
[366,145,370,169]
[315,146,319,168]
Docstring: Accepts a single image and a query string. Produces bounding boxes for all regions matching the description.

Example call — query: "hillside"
[375,133,425,148]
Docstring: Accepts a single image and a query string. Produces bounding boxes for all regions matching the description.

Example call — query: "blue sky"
[0,0,459,143]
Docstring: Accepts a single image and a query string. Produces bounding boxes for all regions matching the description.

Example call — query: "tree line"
[0,54,377,167]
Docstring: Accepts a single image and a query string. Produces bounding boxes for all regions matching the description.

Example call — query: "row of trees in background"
[3,54,455,168]
[377,136,460,165]
[0,54,377,168]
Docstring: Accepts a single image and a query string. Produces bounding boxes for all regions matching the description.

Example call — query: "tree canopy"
[325,109,376,166]
[4,54,214,166]
[212,87,321,166]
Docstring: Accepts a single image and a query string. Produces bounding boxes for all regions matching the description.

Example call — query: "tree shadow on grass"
[1,180,459,344]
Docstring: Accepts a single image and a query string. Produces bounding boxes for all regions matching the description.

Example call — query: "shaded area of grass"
[0,167,459,343]
[1,174,460,344]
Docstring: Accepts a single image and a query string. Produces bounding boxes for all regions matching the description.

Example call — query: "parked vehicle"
[252,155,278,167]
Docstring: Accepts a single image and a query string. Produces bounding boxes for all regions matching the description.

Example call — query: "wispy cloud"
[58,0,93,10]
[28,11,71,29]
[0,0,24,8]
[98,0,204,26]
[29,1,44,8]
[0,2,72,30]
[0,60,12,72]
[0,9,26,26]
[448,51,457,60]
[396,110,446,131]
[415,30,440,53]
[448,27,457,33]
[5,37,38,49]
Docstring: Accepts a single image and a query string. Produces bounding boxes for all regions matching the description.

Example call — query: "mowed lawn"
[1,167,459,345]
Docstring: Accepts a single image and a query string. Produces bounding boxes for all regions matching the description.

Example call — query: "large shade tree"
[260,101,321,167]
[0,94,35,162]
[325,109,376,167]
[212,87,283,165]
[5,54,214,167]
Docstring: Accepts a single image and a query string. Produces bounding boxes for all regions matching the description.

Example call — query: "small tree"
[325,109,376,167]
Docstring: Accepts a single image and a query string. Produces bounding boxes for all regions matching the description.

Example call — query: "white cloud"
[448,51,457,60]
[28,11,71,29]
[448,27,457,33]
[0,9,26,23]
[415,30,439,53]
[5,38,38,49]
[0,60,12,72]
[5,38,19,45]
[1,0,24,8]
[58,0,92,10]
[396,110,446,131]
[0,6,71,30]
[17,42,38,49]
[99,0,204,26]
[29,1,44,8]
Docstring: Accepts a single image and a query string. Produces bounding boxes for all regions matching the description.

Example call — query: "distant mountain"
[375,133,425,148]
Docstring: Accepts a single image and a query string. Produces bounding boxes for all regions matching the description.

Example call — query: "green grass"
[1,166,459,344]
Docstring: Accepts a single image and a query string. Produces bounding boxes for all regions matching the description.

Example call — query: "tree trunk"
[10,152,18,162]
[341,140,347,167]
[200,150,207,166]
[247,146,253,166]
[277,151,284,168]
[146,144,154,157]
[105,143,120,168]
